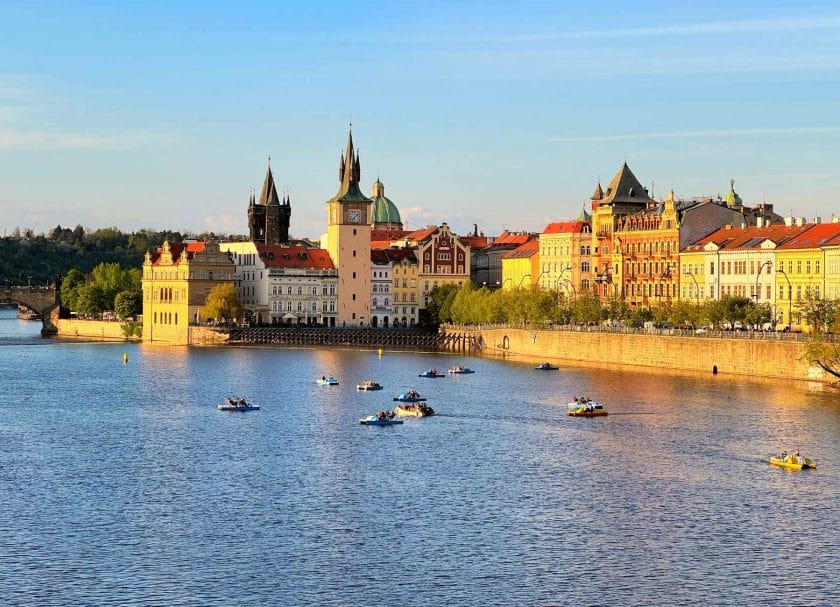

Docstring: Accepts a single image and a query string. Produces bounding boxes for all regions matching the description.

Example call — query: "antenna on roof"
[651,180,655,199]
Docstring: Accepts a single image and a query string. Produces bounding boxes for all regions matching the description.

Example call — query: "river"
[0,308,838,605]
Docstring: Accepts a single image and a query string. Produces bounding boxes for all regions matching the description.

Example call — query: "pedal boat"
[394,403,435,417]
[769,455,816,470]
[393,391,427,402]
[535,362,559,370]
[317,377,339,386]
[356,380,383,391]
[418,369,445,378]
[567,401,608,417]
[360,415,404,426]
[447,365,474,374]
[218,398,260,412]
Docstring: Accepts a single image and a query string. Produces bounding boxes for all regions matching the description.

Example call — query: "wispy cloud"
[0,129,166,151]
[462,16,840,44]
[549,126,840,143]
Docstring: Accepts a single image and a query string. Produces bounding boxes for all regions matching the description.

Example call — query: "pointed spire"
[331,125,367,201]
[591,181,604,201]
[259,160,280,206]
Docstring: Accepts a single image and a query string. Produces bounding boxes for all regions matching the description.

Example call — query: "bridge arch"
[0,286,60,335]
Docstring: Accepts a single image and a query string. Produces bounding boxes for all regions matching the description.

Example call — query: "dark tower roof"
[331,128,369,203]
[599,162,655,206]
[591,181,603,201]
[259,161,281,206]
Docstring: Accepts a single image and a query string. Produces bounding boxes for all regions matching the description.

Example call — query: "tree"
[114,288,142,320]
[795,292,838,333]
[200,283,243,322]
[60,269,86,311]
[75,283,109,316]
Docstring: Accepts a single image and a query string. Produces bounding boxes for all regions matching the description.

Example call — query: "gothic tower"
[326,128,372,326]
[249,160,291,244]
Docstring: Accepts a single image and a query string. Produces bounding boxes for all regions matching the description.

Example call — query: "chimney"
[796,217,805,226]
[756,217,764,228]
[785,217,794,226]
[833,216,840,224]
[724,224,732,230]
[814,217,822,224]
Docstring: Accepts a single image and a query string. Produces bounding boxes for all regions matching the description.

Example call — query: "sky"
[1,1,839,239]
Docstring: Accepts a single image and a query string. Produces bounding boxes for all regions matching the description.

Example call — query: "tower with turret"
[326,128,372,326]
[248,160,291,244]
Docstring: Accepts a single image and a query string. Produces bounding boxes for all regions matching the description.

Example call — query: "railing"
[443,323,815,342]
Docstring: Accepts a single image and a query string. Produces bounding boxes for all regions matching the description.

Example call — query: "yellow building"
[501,240,540,290]
[824,230,840,301]
[325,129,372,326]
[142,240,235,343]
[676,248,708,305]
[538,219,591,297]
[389,249,420,327]
[775,222,840,327]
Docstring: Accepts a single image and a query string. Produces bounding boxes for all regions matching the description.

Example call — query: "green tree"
[795,292,838,333]
[200,283,243,322]
[60,268,86,311]
[75,283,109,316]
[114,288,142,320]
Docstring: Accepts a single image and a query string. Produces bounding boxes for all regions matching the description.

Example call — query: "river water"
[1,308,838,606]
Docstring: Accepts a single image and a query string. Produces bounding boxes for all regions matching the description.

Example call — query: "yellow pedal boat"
[769,456,816,470]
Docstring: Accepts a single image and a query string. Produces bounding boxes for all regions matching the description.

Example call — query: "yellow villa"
[538,219,591,297]
[142,240,235,344]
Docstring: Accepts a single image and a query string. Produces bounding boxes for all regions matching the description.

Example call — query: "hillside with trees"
[0,225,243,286]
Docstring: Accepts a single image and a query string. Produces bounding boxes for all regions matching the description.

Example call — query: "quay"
[442,324,825,383]
[228,326,480,351]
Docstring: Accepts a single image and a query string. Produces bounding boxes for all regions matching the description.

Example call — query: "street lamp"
[563,278,578,298]
[777,267,792,328]
[683,268,700,306]
[518,273,532,288]
[501,278,512,289]
[754,260,772,304]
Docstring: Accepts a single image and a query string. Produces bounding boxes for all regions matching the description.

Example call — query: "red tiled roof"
[777,223,840,249]
[149,241,208,266]
[370,229,410,243]
[406,226,438,242]
[502,239,539,259]
[460,235,489,248]
[542,221,588,235]
[371,248,418,265]
[682,224,814,252]
[257,244,334,270]
[494,231,535,245]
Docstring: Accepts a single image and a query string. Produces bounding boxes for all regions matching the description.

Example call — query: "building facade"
[501,240,540,290]
[142,241,235,343]
[538,220,591,298]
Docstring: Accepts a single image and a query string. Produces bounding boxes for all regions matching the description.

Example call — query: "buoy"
[123,352,129,365]
[378,348,383,357]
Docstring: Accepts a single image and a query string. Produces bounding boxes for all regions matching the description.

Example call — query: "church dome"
[370,179,402,227]
[724,178,742,208]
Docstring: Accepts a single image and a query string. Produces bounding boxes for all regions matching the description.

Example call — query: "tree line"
[0,225,243,286]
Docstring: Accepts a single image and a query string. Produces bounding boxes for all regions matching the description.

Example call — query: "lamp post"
[563,279,578,298]
[683,268,700,306]
[754,260,772,304]
[518,273,532,288]
[777,267,792,328]
[501,277,512,290]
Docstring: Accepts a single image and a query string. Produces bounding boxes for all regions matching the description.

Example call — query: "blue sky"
[1,1,839,238]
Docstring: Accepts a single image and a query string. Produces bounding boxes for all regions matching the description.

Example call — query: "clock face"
[347,209,362,224]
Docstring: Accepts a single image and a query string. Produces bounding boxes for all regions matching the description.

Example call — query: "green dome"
[371,194,402,224]
[724,178,742,208]
[369,179,402,226]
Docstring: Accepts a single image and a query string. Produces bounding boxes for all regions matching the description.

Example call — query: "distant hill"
[0,225,244,286]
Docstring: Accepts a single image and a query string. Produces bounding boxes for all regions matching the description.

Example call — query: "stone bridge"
[0,286,60,335]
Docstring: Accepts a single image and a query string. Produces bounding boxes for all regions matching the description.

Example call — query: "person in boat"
[321,376,326,381]
[573,397,579,403]
[795,449,802,464]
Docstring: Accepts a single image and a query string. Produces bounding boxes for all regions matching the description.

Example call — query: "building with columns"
[325,129,372,326]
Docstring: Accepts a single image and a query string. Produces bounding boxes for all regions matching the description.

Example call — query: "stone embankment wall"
[446,326,823,382]
[55,319,134,341]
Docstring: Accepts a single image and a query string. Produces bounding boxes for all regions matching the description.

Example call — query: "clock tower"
[326,128,372,326]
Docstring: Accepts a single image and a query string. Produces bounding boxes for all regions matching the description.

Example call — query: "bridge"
[0,286,60,335]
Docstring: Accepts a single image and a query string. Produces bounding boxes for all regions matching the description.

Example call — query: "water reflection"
[1,308,838,605]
